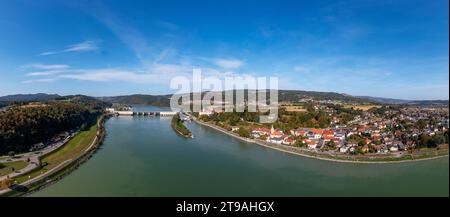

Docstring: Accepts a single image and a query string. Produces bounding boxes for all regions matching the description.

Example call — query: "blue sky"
[0,0,448,100]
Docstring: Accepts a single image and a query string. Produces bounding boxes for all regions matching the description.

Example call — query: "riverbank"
[0,114,109,197]
[193,119,449,164]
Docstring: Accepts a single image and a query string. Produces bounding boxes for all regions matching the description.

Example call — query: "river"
[32,106,449,196]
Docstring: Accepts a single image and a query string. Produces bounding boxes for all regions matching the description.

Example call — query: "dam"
[106,108,177,116]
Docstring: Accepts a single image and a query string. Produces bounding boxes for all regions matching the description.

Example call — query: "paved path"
[0,135,75,181]
[0,159,72,195]
[84,136,98,153]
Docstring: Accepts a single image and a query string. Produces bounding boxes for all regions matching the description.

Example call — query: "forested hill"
[0,94,111,110]
[356,96,449,105]
[0,93,60,102]
[101,90,373,106]
[0,102,99,154]
[277,90,370,103]
[0,95,110,154]
[100,94,172,107]
[56,95,112,110]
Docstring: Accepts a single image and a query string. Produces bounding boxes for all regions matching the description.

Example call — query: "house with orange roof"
[307,141,318,149]
[291,129,307,137]
[308,129,323,139]
[282,137,296,145]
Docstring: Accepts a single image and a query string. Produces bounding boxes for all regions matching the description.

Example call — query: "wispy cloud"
[38,40,99,56]
[21,62,241,85]
[22,78,58,83]
[211,58,244,69]
[82,3,153,65]
[22,64,70,70]
[22,64,73,76]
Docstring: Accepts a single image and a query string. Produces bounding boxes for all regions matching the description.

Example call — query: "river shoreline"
[171,114,194,138]
[0,114,108,197]
[192,119,449,164]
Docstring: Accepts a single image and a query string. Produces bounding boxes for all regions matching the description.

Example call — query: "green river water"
[32,106,449,196]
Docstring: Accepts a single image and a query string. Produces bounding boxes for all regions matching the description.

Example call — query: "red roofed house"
[251,128,271,138]
[282,137,296,145]
[309,129,323,139]
[291,129,307,137]
[307,141,318,149]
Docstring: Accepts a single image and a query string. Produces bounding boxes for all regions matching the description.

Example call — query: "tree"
[293,140,305,148]
[0,102,99,154]
[0,177,14,189]
[237,128,250,138]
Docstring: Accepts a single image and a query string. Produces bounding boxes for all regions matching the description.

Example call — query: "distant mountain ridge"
[1,91,447,107]
[99,94,172,107]
[0,93,111,110]
[356,96,449,105]
[100,90,373,106]
[0,93,60,102]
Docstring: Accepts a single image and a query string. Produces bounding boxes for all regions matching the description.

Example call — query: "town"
[194,99,449,159]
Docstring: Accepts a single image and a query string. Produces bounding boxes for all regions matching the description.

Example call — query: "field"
[0,161,27,177]
[343,105,382,111]
[13,121,97,183]
[282,105,307,112]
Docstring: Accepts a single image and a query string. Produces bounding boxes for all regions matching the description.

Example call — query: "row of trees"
[414,132,449,148]
[277,105,330,131]
[0,102,99,154]
[198,105,333,132]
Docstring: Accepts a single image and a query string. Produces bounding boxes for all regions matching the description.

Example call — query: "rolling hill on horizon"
[1,91,448,108]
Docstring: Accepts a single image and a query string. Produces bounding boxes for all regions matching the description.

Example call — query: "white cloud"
[38,41,99,56]
[59,69,159,83]
[22,64,74,76]
[22,64,70,70]
[212,58,244,69]
[26,70,73,76]
[21,62,246,85]
[22,78,58,83]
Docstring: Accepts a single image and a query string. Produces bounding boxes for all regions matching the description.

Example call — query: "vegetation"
[56,95,111,110]
[0,93,60,102]
[98,89,382,107]
[13,120,98,184]
[171,114,193,138]
[0,102,100,154]
[414,132,449,148]
[102,94,171,107]
[237,127,250,138]
[0,177,13,189]
[277,105,331,129]
[0,161,27,177]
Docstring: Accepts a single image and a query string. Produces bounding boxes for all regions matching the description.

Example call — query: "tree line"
[0,102,99,154]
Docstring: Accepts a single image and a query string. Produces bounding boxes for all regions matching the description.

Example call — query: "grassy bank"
[171,113,193,138]
[0,115,108,196]
[13,121,98,184]
[0,161,27,177]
